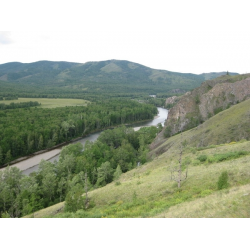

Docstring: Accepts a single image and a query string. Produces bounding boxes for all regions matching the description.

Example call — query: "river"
[7,107,168,175]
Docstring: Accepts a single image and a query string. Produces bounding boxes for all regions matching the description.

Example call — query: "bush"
[197,154,207,162]
[217,171,229,190]
[208,151,248,163]
[64,185,85,212]
[164,126,172,138]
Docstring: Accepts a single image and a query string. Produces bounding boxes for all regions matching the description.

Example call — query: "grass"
[25,139,250,218]
[155,184,250,218]
[0,98,89,108]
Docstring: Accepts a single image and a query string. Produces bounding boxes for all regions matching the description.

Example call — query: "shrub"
[164,126,172,138]
[217,171,229,190]
[197,154,207,162]
[64,185,85,212]
[208,151,248,163]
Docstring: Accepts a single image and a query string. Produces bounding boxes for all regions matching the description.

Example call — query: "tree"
[61,121,70,141]
[78,171,90,209]
[57,177,67,202]
[64,184,84,213]
[0,166,23,217]
[42,171,56,201]
[37,135,44,150]
[157,123,163,133]
[217,171,229,190]
[0,146,3,165]
[4,150,12,164]
[96,161,113,187]
[170,128,188,188]
[0,182,11,213]
[113,164,122,180]
[59,143,83,163]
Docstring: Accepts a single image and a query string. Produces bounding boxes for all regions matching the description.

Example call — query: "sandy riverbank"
[1,149,61,172]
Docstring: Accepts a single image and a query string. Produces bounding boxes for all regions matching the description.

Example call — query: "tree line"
[0,101,40,110]
[0,79,182,102]
[0,99,157,166]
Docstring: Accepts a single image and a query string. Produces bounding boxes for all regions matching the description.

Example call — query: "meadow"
[0,98,89,108]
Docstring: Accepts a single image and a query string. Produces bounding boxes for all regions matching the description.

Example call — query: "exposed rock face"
[199,77,250,118]
[164,74,250,136]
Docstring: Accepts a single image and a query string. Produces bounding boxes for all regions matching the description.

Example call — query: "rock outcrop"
[163,74,250,137]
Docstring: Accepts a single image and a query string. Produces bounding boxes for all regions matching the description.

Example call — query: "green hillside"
[24,99,250,218]
[0,60,238,99]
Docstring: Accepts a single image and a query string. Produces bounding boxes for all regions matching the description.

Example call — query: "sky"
[0,0,250,74]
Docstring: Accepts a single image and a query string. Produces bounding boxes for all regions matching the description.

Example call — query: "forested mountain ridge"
[0,60,238,99]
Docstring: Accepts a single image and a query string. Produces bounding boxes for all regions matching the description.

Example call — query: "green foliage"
[165,103,175,109]
[214,107,223,115]
[64,184,85,213]
[113,165,122,180]
[0,146,3,165]
[217,171,229,190]
[0,99,157,165]
[1,211,11,218]
[0,60,222,100]
[197,154,208,162]
[200,189,213,197]
[96,161,114,187]
[59,143,83,162]
[207,151,248,163]
[164,126,172,138]
[4,150,12,164]
[0,101,40,110]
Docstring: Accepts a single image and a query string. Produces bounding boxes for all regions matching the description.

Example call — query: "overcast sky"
[0,0,249,74]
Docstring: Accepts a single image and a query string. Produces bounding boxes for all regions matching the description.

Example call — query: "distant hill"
[0,60,238,99]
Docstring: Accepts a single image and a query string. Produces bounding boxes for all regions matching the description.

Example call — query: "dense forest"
[0,125,162,218]
[0,79,181,101]
[0,99,157,166]
[0,60,237,100]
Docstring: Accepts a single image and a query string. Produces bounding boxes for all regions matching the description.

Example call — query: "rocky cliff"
[163,73,250,137]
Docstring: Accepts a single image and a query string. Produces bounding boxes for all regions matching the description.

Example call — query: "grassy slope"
[24,100,250,218]
[0,98,89,108]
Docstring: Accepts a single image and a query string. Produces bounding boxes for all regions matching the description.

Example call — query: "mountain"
[0,60,238,99]
[160,73,250,139]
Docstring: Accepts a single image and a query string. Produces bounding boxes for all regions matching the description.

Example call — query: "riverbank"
[1,115,161,173]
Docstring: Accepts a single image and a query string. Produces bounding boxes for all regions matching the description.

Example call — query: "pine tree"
[38,135,43,150]
[4,150,12,164]
[0,146,3,165]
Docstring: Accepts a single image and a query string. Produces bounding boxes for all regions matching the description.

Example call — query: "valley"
[0,60,249,218]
